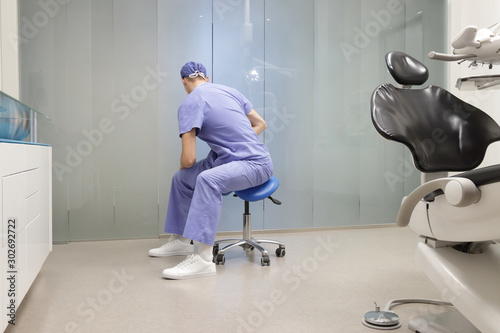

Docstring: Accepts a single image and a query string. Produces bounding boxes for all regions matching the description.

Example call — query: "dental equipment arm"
[428,51,476,62]
[397,177,481,227]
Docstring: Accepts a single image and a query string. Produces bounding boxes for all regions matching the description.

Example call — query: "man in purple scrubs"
[149,62,273,279]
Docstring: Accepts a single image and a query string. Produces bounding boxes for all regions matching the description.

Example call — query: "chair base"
[213,209,285,266]
[414,241,500,332]
[408,311,479,333]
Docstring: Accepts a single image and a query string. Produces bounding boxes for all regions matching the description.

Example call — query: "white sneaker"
[148,235,194,257]
[162,254,216,280]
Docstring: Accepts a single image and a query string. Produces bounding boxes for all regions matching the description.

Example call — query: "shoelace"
[161,241,176,248]
[161,235,182,248]
[176,254,198,269]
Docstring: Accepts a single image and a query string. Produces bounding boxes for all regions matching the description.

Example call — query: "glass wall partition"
[20,0,160,241]
[19,0,447,242]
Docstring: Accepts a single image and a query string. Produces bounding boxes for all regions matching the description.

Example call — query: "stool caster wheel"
[276,247,286,257]
[215,253,225,265]
[212,245,219,256]
[261,256,270,266]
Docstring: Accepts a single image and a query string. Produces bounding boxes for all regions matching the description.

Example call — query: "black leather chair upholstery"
[372,52,500,173]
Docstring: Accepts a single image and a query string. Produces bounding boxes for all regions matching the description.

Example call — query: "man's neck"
[187,80,206,94]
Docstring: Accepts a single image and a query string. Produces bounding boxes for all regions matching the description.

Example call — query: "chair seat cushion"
[234,176,279,202]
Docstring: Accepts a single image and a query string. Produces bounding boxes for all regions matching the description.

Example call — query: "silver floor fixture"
[362,302,401,330]
[362,299,462,331]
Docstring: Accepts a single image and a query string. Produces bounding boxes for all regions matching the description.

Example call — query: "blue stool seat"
[213,176,285,266]
[235,176,279,201]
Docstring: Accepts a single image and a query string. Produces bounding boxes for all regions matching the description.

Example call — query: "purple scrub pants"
[164,153,273,245]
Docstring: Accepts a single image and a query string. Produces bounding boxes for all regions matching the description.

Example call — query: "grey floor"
[6,226,457,333]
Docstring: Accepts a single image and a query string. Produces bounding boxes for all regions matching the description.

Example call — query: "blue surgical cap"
[180,61,207,79]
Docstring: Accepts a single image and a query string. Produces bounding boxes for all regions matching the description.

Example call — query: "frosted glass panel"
[20,0,159,241]
[264,1,315,229]
[313,0,447,228]
[157,0,213,234]
[213,0,267,231]
[314,1,360,227]
[358,0,410,226]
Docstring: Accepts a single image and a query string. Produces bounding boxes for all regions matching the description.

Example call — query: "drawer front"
[0,143,26,177]
[25,168,41,198]
[25,145,41,171]
[26,191,41,226]
[25,214,50,289]
[2,173,27,247]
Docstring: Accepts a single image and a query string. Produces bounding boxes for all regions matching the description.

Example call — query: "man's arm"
[180,128,197,169]
[246,109,267,136]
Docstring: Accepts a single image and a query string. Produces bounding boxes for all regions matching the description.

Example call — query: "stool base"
[213,208,285,266]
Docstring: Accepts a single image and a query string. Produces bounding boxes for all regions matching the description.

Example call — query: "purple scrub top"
[178,82,271,166]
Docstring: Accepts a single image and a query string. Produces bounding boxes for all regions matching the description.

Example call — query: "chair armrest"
[397,177,481,227]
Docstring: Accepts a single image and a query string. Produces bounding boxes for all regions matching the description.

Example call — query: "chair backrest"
[371,52,500,172]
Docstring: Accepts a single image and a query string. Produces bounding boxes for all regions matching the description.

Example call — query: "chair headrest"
[385,51,429,86]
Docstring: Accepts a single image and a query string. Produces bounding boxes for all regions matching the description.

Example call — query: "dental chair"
[371,51,500,333]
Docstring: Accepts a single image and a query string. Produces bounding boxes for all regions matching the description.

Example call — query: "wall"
[17,0,448,242]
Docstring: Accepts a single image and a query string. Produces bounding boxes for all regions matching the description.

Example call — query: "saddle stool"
[213,175,286,266]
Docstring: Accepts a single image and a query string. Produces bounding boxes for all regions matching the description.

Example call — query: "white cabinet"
[0,142,52,330]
